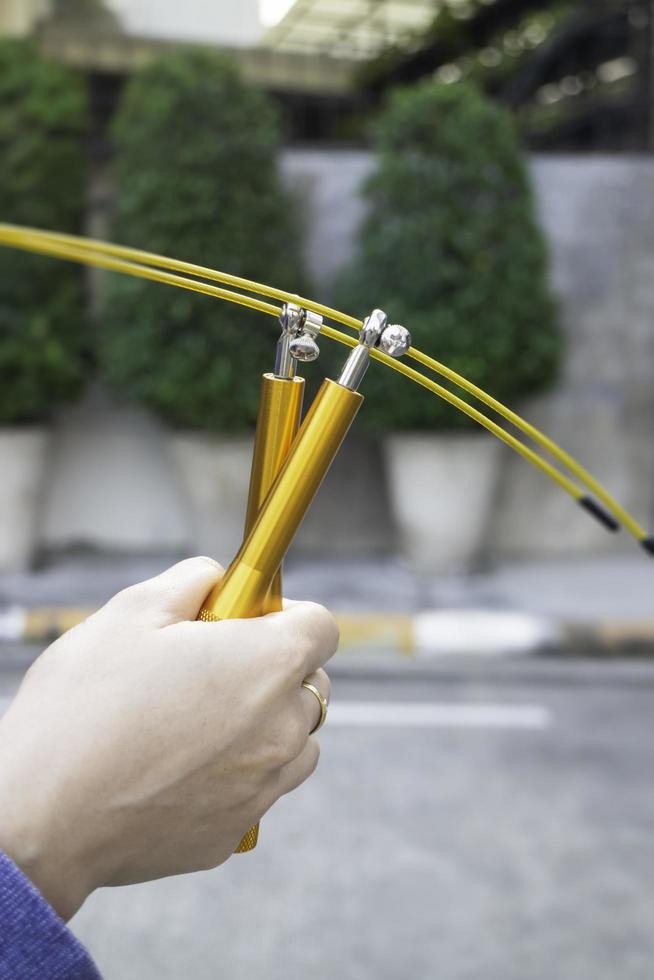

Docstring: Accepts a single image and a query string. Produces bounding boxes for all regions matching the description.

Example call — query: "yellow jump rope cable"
[0,223,650,552]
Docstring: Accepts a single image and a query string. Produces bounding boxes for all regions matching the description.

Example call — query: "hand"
[0,557,336,921]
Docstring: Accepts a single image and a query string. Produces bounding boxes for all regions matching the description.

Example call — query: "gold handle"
[198,379,363,851]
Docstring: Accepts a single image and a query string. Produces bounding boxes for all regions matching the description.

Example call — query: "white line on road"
[327,701,552,729]
[0,697,552,729]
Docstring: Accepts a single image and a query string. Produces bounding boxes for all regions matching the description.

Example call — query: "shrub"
[0,40,88,424]
[334,80,561,431]
[101,50,306,432]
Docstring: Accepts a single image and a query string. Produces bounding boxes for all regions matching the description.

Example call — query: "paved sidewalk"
[1,551,653,659]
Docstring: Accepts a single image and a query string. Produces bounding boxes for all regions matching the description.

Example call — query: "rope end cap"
[578,496,620,533]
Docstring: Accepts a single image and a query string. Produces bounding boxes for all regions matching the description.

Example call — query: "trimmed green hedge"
[0,41,88,424]
[334,80,561,431]
[101,50,306,432]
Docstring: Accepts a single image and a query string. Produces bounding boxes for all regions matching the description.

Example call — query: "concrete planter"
[169,432,254,566]
[384,432,501,573]
[294,434,394,558]
[0,427,48,571]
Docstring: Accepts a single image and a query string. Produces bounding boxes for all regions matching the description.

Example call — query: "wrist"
[0,829,90,921]
[0,726,94,920]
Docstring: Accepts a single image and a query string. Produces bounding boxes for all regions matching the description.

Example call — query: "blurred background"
[1,1,654,978]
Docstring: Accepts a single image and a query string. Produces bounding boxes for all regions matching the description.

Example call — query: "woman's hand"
[0,557,336,921]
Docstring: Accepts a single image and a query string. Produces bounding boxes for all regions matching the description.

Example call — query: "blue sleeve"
[0,850,101,979]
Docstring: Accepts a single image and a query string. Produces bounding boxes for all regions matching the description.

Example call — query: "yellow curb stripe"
[15,608,416,653]
[594,621,654,645]
[13,609,654,656]
[335,614,415,656]
[22,608,93,642]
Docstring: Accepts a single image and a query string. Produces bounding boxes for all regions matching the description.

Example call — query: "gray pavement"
[2,661,652,980]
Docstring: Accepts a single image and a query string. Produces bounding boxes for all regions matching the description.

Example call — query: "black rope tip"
[640,537,654,557]
[578,496,620,533]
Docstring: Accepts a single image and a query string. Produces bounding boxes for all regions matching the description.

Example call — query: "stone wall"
[39,152,654,561]
[493,157,654,558]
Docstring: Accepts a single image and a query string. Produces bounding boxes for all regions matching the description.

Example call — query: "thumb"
[110,556,225,625]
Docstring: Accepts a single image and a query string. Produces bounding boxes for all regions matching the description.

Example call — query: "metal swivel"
[338,309,411,391]
[289,333,320,362]
[275,302,323,377]
[379,323,411,358]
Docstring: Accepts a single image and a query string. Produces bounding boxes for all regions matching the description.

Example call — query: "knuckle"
[198,555,225,574]
[256,740,284,772]
[315,668,332,702]
[274,640,307,680]
[268,603,340,682]
[306,737,320,776]
[285,713,309,760]
[261,721,303,770]
[278,739,321,798]
[182,555,224,577]
[266,710,306,767]
[268,735,295,770]
[107,580,152,613]
[303,602,340,657]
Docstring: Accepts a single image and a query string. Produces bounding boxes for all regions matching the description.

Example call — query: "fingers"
[300,668,331,735]
[108,557,225,625]
[170,600,339,700]
[276,737,321,797]
[273,601,340,678]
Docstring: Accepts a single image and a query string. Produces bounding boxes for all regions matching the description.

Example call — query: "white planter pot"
[295,434,393,557]
[384,432,501,574]
[0,427,48,571]
[169,432,254,565]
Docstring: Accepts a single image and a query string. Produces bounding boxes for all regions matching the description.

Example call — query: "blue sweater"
[0,851,100,979]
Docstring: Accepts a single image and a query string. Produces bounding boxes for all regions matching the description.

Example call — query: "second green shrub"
[335,80,561,431]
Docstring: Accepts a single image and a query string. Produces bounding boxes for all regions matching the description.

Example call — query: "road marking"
[0,698,551,729]
[327,701,552,729]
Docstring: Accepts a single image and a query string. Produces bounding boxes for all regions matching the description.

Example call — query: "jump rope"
[1,222,650,850]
